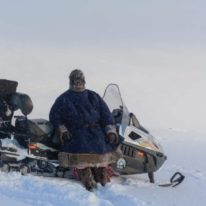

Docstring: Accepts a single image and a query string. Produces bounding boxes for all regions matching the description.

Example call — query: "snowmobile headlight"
[135,150,145,158]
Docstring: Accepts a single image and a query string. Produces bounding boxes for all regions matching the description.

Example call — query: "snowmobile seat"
[14,117,57,147]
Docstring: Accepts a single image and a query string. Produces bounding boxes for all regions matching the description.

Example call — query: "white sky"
[0,0,205,48]
[0,0,206,133]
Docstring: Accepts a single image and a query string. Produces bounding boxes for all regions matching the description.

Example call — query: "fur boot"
[78,167,97,191]
[92,167,108,186]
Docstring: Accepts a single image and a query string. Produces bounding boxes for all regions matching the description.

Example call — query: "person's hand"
[56,125,71,145]
[5,108,12,117]
[107,133,119,144]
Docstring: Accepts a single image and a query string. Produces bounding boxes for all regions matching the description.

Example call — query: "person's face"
[72,79,85,92]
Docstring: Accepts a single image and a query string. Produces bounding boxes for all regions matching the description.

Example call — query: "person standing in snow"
[49,69,123,191]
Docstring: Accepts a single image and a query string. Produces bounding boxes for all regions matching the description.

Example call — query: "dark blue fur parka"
[49,89,121,154]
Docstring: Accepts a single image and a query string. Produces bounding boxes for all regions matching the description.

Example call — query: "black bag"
[0,79,18,96]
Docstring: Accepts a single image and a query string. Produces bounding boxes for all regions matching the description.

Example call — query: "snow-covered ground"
[0,128,205,206]
[1,51,206,206]
[1,67,206,205]
[1,1,206,205]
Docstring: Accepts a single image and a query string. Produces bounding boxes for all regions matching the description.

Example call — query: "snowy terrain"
[0,128,206,206]
[1,51,206,206]
[1,0,206,205]
[1,67,206,206]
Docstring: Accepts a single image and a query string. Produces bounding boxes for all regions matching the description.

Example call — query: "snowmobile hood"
[123,125,164,153]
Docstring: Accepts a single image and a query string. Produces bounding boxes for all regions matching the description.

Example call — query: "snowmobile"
[0,80,167,183]
[103,84,166,182]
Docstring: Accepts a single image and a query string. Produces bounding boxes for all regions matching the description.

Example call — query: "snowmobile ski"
[158,172,185,187]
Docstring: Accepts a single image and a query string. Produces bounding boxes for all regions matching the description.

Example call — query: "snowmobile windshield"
[103,84,130,136]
